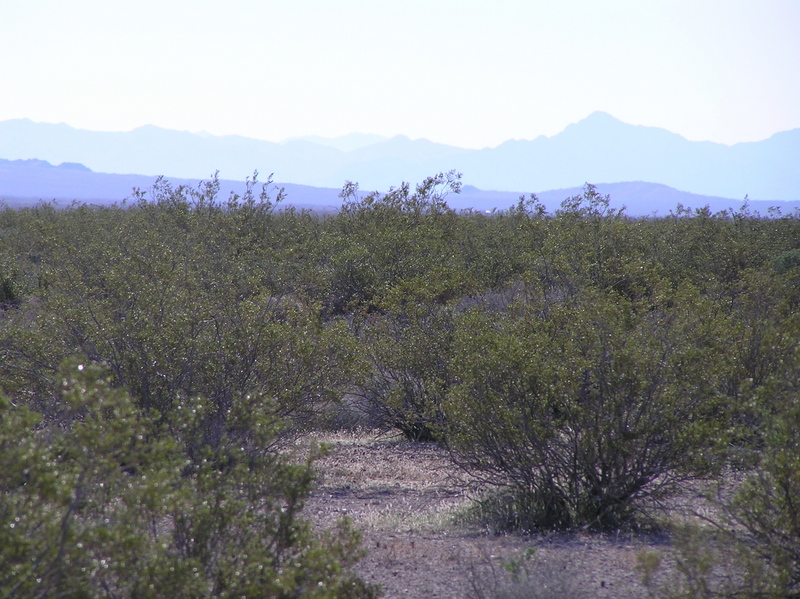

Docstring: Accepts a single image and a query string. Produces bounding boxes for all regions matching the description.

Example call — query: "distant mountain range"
[0,112,798,212]
[0,158,345,212]
[3,157,798,217]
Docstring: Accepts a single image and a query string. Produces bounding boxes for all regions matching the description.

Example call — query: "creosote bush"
[444,285,727,531]
[639,329,800,598]
[0,357,379,598]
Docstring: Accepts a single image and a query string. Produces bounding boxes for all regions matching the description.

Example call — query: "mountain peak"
[562,111,627,135]
[57,162,92,172]
[581,111,620,123]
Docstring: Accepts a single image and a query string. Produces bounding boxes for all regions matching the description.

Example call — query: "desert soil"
[294,430,685,599]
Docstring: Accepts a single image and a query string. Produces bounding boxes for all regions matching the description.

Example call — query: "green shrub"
[350,277,464,441]
[444,288,726,531]
[0,357,379,598]
[639,323,800,598]
[772,248,800,275]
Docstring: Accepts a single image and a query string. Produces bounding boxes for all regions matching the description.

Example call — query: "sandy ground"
[294,430,684,599]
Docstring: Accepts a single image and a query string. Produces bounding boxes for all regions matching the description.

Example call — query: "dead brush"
[458,543,592,599]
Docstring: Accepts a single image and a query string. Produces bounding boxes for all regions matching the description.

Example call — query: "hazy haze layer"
[1,1,798,149]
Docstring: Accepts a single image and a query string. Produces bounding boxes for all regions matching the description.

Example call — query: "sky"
[1,0,799,149]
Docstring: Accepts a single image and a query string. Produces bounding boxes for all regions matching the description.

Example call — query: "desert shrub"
[0,267,20,309]
[713,336,800,597]
[636,527,752,599]
[349,274,465,441]
[638,318,800,598]
[444,287,726,531]
[319,171,463,315]
[0,178,361,441]
[460,545,590,599]
[0,357,379,598]
[773,248,800,274]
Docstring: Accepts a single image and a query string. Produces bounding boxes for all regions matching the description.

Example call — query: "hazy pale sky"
[1,0,799,149]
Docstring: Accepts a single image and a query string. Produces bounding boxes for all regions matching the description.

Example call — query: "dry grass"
[292,429,698,598]
[298,429,471,533]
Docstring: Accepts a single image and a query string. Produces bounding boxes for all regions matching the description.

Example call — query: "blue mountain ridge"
[0,112,798,202]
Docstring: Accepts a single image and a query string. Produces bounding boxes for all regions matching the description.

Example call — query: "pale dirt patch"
[293,429,686,599]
